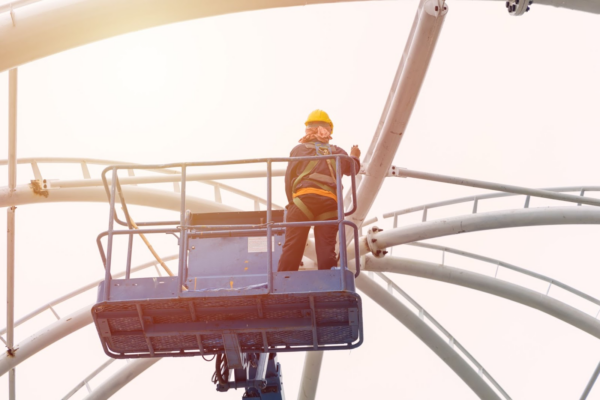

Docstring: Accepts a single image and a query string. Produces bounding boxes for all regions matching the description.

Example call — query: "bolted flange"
[366,226,387,258]
[506,0,532,16]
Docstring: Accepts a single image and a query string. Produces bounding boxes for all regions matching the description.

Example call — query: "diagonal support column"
[299,1,447,398]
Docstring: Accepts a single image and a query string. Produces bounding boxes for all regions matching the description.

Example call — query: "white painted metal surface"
[298,351,324,400]
[352,207,600,257]
[406,241,600,312]
[0,185,238,212]
[355,274,503,400]
[62,359,116,400]
[387,167,600,208]
[346,0,447,231]
[81,358,160,400]
[0,306,92,376]
[364,255,600,339]
[0,0,368,73]
[0,157,284,209]
[6,67,18,400]
[362,185,600,227]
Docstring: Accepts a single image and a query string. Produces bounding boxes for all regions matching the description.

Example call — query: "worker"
[278,110,361,272]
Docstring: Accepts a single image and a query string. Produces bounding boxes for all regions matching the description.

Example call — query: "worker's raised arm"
[338,145,361,177]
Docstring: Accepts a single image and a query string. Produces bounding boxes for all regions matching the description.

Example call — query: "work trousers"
[277,194,339,272]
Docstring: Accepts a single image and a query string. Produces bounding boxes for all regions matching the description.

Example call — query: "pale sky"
[1,1,600,399]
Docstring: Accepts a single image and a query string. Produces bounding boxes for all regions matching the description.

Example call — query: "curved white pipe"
[365,255,600,339]
[0,185,236,212]
[355,275,502,400]
[0,306,92,376]
[82,358,160,400]
[353,206,600,256]
[0,0,365,72]
[298,352,324,400]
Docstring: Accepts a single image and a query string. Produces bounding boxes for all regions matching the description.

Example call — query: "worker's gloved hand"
[350,145,361,158]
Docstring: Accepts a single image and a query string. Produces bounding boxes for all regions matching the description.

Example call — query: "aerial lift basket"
[92,157,363,359]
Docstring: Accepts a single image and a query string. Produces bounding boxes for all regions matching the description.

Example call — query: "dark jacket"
[285,141,361,204]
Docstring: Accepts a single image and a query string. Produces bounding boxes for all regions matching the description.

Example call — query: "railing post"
[335,156,347,290]
[104,167,119,301]
[125,233,134,279]
[266,160,273,294]
[178,165,187,292]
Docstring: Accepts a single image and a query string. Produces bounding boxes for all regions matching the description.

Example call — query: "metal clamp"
[366,226,387,258]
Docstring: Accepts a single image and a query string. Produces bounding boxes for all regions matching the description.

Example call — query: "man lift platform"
[92,156,362,399]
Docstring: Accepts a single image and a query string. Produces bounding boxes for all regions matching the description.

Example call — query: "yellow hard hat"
[305,109,333,129]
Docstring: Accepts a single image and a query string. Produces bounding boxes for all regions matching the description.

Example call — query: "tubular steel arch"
[354,207,600,257]
[405,241,600,315]
[364,255,600,340]
[362,185,600,227]
[0,0,365,73]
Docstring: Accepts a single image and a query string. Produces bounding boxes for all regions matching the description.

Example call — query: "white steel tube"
[0,185,238,212]
[580,360,600,400]
[51,168,286,189]
[7,67,17,400]
[82,358,160,400]
[63,359,115,400]
[364,255,600,340]
[6,207,15,399]
[0,306,92,376]
[298,351,323,400]
[352,207,600,257]
[0,0,365,73]
[347,0,447,230]
[8,69,17,191]
[394,168,600,208]
[355,275,502,400]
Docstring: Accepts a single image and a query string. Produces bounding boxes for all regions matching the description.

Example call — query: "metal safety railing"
[363,185,600,228]
[0,157,285,211]
[403,242,600,318]
[96,156,361,300]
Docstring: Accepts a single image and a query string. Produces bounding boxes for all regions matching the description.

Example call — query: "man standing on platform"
[277,109,361,272]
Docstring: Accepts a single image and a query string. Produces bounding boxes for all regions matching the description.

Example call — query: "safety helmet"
[305,109,334,129]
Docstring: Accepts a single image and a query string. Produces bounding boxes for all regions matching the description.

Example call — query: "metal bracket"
[386,165,407,178]
[30,179,51,197]
[366,226,386,258]
[506,0,532,15]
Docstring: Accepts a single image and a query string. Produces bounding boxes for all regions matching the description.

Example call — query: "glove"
[350,145,361,158]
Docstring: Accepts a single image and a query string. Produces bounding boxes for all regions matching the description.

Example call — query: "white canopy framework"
[3,0,600,399]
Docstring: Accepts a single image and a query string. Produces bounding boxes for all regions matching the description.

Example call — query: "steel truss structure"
[2,0,600,399]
